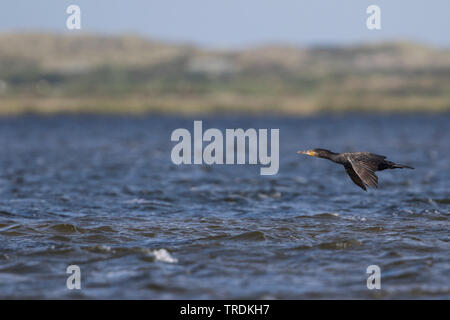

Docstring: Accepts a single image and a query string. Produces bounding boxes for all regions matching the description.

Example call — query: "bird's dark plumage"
[297,148,414,191]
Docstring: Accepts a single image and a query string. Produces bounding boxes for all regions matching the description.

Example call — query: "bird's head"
[297,148,335,159]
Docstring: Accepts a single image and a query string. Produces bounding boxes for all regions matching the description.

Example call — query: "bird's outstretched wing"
[348,157,379,189]
[344,165,367,191]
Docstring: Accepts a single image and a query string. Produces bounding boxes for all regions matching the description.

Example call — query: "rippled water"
[0,114,448,299]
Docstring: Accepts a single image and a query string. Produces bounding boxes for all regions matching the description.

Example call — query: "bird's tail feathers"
[393,163,414,169]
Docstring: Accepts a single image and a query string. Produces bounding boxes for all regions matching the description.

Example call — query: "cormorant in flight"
[298,148,414,191]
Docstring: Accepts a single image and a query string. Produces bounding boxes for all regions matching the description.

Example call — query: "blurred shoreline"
[1,32,450,115]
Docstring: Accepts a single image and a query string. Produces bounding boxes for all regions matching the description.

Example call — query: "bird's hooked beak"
[297,150,318,157]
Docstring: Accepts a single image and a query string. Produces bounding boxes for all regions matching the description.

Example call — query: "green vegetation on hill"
[1,33,450,114]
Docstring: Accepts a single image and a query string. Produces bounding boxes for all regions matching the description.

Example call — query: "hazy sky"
[1,0,449,48]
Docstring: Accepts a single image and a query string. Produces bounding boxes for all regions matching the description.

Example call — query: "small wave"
[84,244,114,254]
[360,226,384,232]
[257,192,282,199]
[294,212,340,219]
[230,231,266,241]
[124,198,173,207]
[151,249,178,263]
[434,198,450,205]
[124,198,153,204]
[49,223,80,234]
[318,239,362,250]
[407,197,450,206]
[0,210,14,217]
[315,212,340,218]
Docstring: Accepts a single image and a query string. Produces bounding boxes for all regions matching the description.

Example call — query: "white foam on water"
[152,249,178,264]
[124,198,152,204]
[330,213,339,217]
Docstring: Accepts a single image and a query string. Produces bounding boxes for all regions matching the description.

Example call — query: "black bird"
[297,148,414,191]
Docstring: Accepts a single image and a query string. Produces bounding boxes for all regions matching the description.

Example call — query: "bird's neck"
[324,152,342,163]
